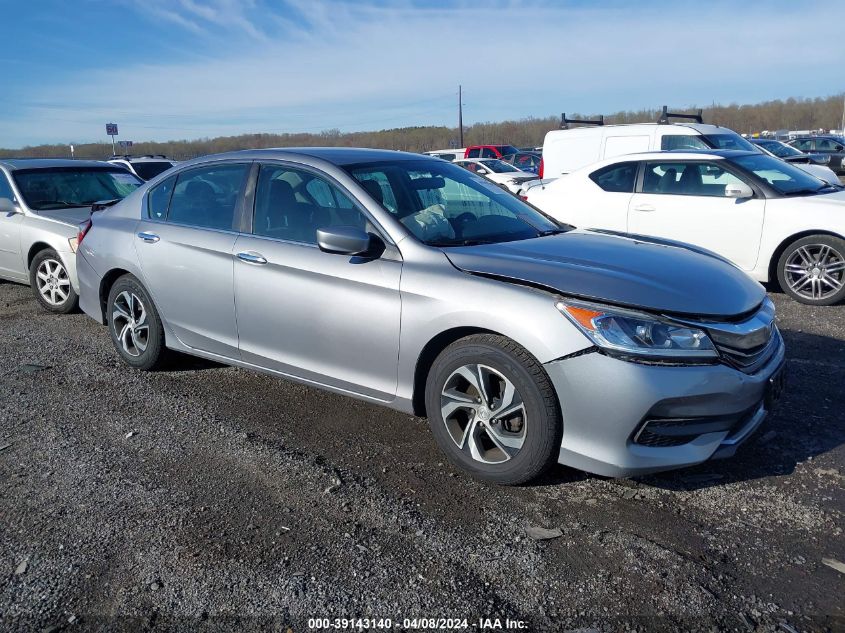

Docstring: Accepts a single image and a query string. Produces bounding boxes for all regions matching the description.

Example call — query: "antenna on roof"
[657,105,703,124]
[560,113,605,130]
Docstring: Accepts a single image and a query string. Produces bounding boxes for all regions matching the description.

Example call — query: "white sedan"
[525,149,845,305]
[454,159,537,193]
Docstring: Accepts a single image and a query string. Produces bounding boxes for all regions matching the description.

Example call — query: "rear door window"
[481,148,497,158]
[167,164,248,230]
[467,148,481,158]
[589,162,638,193]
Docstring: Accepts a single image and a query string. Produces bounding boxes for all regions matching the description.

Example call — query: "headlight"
[556,299,717,362]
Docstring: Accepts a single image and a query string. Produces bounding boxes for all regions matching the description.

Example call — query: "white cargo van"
[540,108,756,178]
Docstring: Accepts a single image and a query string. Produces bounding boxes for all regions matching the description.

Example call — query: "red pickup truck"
[464,144,520,159]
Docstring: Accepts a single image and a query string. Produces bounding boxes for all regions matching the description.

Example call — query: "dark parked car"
[501,151,542,174]
[787,136,845,174]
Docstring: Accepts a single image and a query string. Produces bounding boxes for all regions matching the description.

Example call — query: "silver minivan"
[75,148,785,484]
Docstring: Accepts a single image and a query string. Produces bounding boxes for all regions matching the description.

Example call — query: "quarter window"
[167,164,248,230]
[252,165,368,244]
[642,162,745,197]
[589,162,638,193]
[147,174,177,220]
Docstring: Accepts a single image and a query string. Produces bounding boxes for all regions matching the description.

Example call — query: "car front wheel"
[107,275,167,370]
[29,249,78,314]
[777,235,845,305]
[425,334,562,485]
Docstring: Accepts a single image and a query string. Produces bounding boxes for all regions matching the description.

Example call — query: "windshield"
[495,145,520,156]
[13,167,143,210]
[132,161,174,180]
[731,154,828,195]
[345,159,562,246]
[479,159,520,173]
[756,140,803,158]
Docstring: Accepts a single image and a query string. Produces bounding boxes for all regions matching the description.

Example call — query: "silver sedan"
[0,159,142,313]
[76,149,785,484]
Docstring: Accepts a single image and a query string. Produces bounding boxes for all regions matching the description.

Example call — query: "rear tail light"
[77,218,92,245]
[538,157,544,178]
[519,195,528,201]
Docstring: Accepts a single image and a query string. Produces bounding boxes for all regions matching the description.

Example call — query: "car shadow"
[155,354,227,373]
[530,327,845,491]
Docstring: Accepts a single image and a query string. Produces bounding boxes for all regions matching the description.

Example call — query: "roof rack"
[657,105,703,124]
[560,113,604,130]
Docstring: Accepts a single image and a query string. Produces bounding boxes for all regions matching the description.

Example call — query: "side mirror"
[724,182,754,199]
[807,153,831,165]
[316,226,373,256]
[476,169,488,175]
[0,197,20,215]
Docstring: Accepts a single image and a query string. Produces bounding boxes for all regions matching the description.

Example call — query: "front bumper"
[546,340,785,478]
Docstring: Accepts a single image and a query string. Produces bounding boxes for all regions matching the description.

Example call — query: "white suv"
[540,109,757,179]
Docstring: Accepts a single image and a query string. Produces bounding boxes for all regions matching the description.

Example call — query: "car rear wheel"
[29,249,78,314]
[425,334,562,485]
[777,235,845,305]
[107,275,167,370]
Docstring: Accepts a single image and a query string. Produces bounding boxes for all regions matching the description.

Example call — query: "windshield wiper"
[36,201,84,210]
[536,228,568,237]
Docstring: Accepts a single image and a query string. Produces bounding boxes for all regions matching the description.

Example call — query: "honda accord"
[75,149,785,484]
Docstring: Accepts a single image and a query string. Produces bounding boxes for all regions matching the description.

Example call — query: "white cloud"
[4,0,845,146]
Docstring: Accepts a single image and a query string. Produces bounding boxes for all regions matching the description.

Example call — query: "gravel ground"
[0,280,843,632]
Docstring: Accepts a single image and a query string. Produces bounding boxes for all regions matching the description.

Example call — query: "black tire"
[106,274,168,370]
[776,235,845,306]
[29,249,78,314]
[425,334,562,485]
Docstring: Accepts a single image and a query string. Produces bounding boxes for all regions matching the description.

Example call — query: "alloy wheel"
[783,244,845,301]
[112,291,149,357]
[440,363,527,464]
[35,258,71,306]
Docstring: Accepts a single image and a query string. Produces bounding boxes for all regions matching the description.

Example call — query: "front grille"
[688,298,781,375]
[713,327,781,374]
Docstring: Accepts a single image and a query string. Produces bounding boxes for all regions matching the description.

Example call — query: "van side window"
[661,135,710,151]
[589,162,638,193]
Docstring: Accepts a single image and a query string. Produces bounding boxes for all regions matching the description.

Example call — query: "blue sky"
[1,0,843,148]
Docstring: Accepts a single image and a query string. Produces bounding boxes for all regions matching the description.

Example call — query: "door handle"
[632,204,656,212]
[137,231,160,243]
[237,252,268,265]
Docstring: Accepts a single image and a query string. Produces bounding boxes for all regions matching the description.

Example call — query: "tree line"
[2,93,843,160]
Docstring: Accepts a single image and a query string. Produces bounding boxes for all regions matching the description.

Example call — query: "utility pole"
[841,92,845,133]
[458,85,464,148]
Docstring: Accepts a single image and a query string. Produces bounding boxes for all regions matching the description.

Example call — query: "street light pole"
[458,85,464,148]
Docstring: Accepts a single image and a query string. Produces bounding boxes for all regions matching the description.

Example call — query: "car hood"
[33,206,92,226]
[444,229,765,318]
